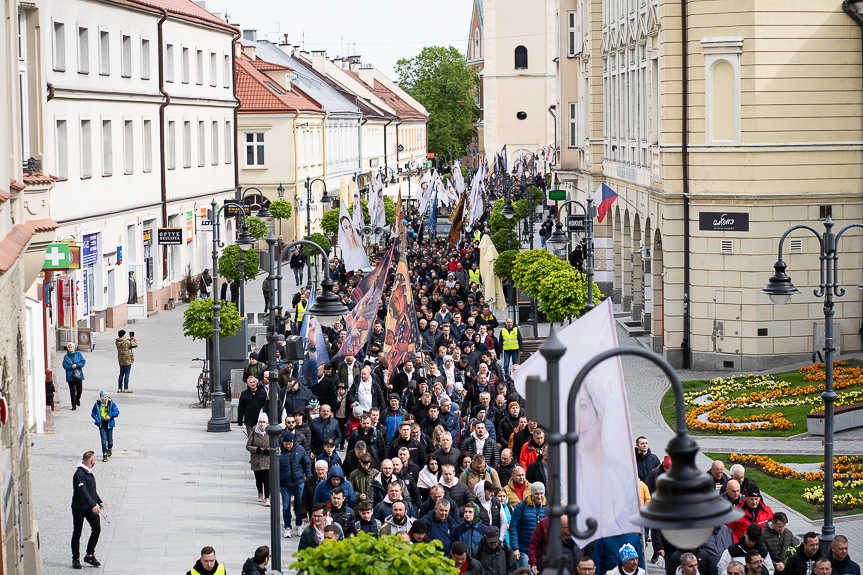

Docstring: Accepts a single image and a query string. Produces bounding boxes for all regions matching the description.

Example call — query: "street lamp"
[264,233,348,571]
[547,220,569,252]
[379,166,398,185]
[531,338,743,575]
[759,216,863,552]
[222,199,255,318]
[276,182,285,199]
[304,177,329,289]
[206,199,234,433]
[405,161,421,215]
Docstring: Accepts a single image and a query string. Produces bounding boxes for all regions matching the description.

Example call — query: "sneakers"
[264,498,270,507]
[102,455,108,462]
[117,388,122,394]
[72,559,82,569]
[107,448,112,457]
[83,555,101,567]
[71,405,77,411]
[284,527,292,538]
[125,389,133,393]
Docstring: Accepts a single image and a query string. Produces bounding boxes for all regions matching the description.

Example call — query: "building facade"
[555,0,863,370]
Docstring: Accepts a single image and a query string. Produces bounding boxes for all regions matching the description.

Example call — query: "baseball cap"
[485,526,500,541]
[324,439,336,447]
[745,485,760,498]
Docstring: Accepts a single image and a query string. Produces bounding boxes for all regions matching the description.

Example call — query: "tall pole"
[238,250,245,318]
[822,220,836,549]
[306,176,312,290]
[540,329,566,574]
[207,200,230,432]
[264,232,282,569]
[585,196,596,312]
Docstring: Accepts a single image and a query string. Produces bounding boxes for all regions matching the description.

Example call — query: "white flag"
[371,174,386,227]
[351,179,365,232]
[452,160,466,195]
[338,179,369,272]
[444,179,459,207]
[517,149,524,178]
[417,170,434,215]
[468,172,485,227]
[513,298,641,546]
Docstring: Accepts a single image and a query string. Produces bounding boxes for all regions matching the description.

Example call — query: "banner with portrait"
[382,255,421,380]
[337,177,369,272]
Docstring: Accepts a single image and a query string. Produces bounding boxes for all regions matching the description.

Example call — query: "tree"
[494,249,518,280]
[303,232,331,257]
[217,244,260,282]
[269,200,293,236]
[291,532,458,575]
[488,197,530,233]
[182,297,242,341]
[511,249,602,323]
[246,217,268,239]
[396,46,480,158]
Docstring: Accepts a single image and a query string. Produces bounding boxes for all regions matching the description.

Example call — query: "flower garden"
[660,361,863,437]
[704,453,863,518]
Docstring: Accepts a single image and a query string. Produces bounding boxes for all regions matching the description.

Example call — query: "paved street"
[35,270,302,574]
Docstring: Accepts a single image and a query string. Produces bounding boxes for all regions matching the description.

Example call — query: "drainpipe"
[548,105,557,150]
[681,0,691,369]
[383,119,393,174]
[395,120,402,175]
[156,6,170,280]
[293,113,299,240]
[232,29,241,188]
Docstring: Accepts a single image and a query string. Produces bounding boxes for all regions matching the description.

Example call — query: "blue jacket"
[283,386,312,416]
[62,351,86,381]
[452,506,487,557]
[593,533,645,575]
[831,556,861,575]
[441,410,461,437]
[384,407,406,440]
[316,451,342,470]
[310,416,342,455]
[312,465,355,507]
[422,510,457,556]
[279,444,310,488]
[374,499,418,523]
[91,400,119,428]
[509,499,546,552]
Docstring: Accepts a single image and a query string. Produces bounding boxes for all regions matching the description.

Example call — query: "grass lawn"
[660,363,863,437]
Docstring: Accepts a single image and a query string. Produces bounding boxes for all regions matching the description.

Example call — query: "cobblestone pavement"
[34,270,305,574]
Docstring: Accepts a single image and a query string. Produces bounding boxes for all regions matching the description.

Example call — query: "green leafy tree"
[321,209,340,236]
[303,232,331,257]
[217,244,260,282]
[488,197,530,233]
[246,217,268,239]
[491,228,513,254]
[494,249,518,280]
[182,297,242,341]
[269,200,293,236]
[396,46,480,158]
[512,249,602,322]
[291,532,458,575]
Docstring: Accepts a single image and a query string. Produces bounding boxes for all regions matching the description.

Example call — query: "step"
[616,317,649,337]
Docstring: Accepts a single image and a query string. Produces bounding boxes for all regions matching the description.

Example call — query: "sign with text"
[567,214,586,233]
[224,204,250,217]
[186,210,194,242]
[82,234,99,266]
[157,228,183,245]
[548,189,567,201]
[143,228,152,246]
[699,212,749,232]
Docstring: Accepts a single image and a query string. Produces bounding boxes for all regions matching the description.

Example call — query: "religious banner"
[300,292,331,388]
[382,255,421,379]
[446,192,466,249]
[337,177,369,272]
[417,170,434,215]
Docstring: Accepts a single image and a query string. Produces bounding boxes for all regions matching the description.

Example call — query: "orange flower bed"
[729,454,863,482]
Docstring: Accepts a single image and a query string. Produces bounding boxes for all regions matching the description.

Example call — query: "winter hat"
[282,431,295,443]
[745,484,760,498]
[353,406,363,418]
[99,390,109,399]
[454,382,465,392]
[443,355,453,363]
[531,482,546,494]
[249,352,259,360]
[258,411,269,423]
[389,393,400,401]
[619,543,639,563]
[309,396,320,406]
[412,519,428,534]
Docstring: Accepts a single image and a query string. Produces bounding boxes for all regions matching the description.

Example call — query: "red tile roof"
[0,224,34,274]
[23,171,59,186]
[9,180,24,191]
[24,219,60,233]
[344,70,426,121]
[236,54,322,114]
[252,59,292,72]
[0,189,10,202]
[108,0,237,34]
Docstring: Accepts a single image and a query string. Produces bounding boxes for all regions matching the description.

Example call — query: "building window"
[223,54,230,88]
[210,52,217,86]
[182,47,189,84]
[702,36,743,145]
[183,120,191,167]
[568,10,583,57]
[245,132,264,166]
[167,120,176,169]
[165,44,174,82]
[99,30,110,75]
[198,120,205,166]
[121,34,132,77]
[211,120,219,165]
[101,119,112,176]
[143,119,152,172]
[53,21,66,71]
[56,120,68,180]
[196,49,203,85]
[78,26,89,74]
[225,121,232,163]
[514,45,528,69]
[80,119,92,178]
[141,39,150,80]
[569,102,578,147]
[124,119,133,174]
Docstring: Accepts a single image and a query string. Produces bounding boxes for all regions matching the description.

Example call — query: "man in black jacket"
[347,414,387,464]
[236,377,268,434]
[784,533,823,575]
[311,363,339,409]
[71,451,104,569]
[634,436,661,483]
[388,420,427,467]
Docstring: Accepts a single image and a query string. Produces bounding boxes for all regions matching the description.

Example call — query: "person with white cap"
[509,482,546,568]
[90,390,119,463]
[246,411,271,506]
[608,544,647,575]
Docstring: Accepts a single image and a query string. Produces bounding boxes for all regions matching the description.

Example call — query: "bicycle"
[192,357,211,407]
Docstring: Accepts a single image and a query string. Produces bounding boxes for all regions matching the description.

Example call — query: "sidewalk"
[35,281,301,574]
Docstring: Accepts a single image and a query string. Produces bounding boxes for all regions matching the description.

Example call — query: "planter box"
[807,402,863,435]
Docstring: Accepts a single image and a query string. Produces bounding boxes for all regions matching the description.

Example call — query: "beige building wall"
[556,0,863,370]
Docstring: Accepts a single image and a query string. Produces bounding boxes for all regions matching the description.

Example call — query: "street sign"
[397,144,405,152]
[186,210,194,242]
[224,204,250,217]
[548,189,566,201]
[43,243,70,270]
[143,228,152,246]
[157,228,183,245]
[567,214,586,233]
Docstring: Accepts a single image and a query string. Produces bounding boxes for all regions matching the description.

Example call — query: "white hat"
[258,411,269,423]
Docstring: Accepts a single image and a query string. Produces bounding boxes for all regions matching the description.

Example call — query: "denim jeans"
[118,364,131,389]
[516,552,529,569]
[99,424,113,455]
[281,484,305,527]
[503,350,520,375]
[293,268,303,285]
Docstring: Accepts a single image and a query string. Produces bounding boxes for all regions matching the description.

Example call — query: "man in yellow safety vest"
[296,293,307,324]
[468,263,481,287]
[186,546,226,575]
[498,317,523,376]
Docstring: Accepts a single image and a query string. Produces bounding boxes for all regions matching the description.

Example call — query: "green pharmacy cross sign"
[43,243,71,270]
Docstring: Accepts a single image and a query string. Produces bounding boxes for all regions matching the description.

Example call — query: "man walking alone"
[91,390,119,462]
[71,451,104,569]
[115,330,137,393]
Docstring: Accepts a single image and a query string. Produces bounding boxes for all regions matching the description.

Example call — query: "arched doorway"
[631,214,643,322]
[642,218,652,329]
[652,230,664,354]
[613,206,622,304]
[622,211,632,312]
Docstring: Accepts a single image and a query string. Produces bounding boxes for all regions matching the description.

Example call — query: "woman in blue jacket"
[91,391,119,462]
[62,342,86,410]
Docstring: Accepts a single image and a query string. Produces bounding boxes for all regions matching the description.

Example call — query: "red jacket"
[519,440,542,469]
[729,500,774,541]
[528,516,550,569]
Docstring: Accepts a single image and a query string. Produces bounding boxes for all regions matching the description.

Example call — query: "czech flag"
[596,183,618,223]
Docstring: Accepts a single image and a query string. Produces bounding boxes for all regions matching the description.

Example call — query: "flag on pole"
[544,144,554,164]
[368,174,386,228]
[596,183,618,224]
[500,144,508,172]
[452,160,466,195]
[300,291,331,388]
[444,179,459,207]
[417,170,434,215]
[467,171,485,227]
[513,298,640,546]
[351,178,365,232]
[517,149,524,178]
[338,178,369,272]
[446,192,466,250]
[428,187,438,237]
[394,191,407,250]
[382,254,421,381]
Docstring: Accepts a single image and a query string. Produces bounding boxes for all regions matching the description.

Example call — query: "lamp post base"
[207,392,232,432]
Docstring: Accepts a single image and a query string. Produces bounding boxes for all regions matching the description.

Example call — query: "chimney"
[242,43,256,60]
[311,50,327,73]
[242,29,257,42]
[357,66,375,86]
[281,33,289,46]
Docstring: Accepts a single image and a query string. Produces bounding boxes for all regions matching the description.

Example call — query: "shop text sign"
[699,212,749,232]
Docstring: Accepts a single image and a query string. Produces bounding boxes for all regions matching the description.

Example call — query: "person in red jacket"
[729,484,773,542]
[519,428,545,470]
